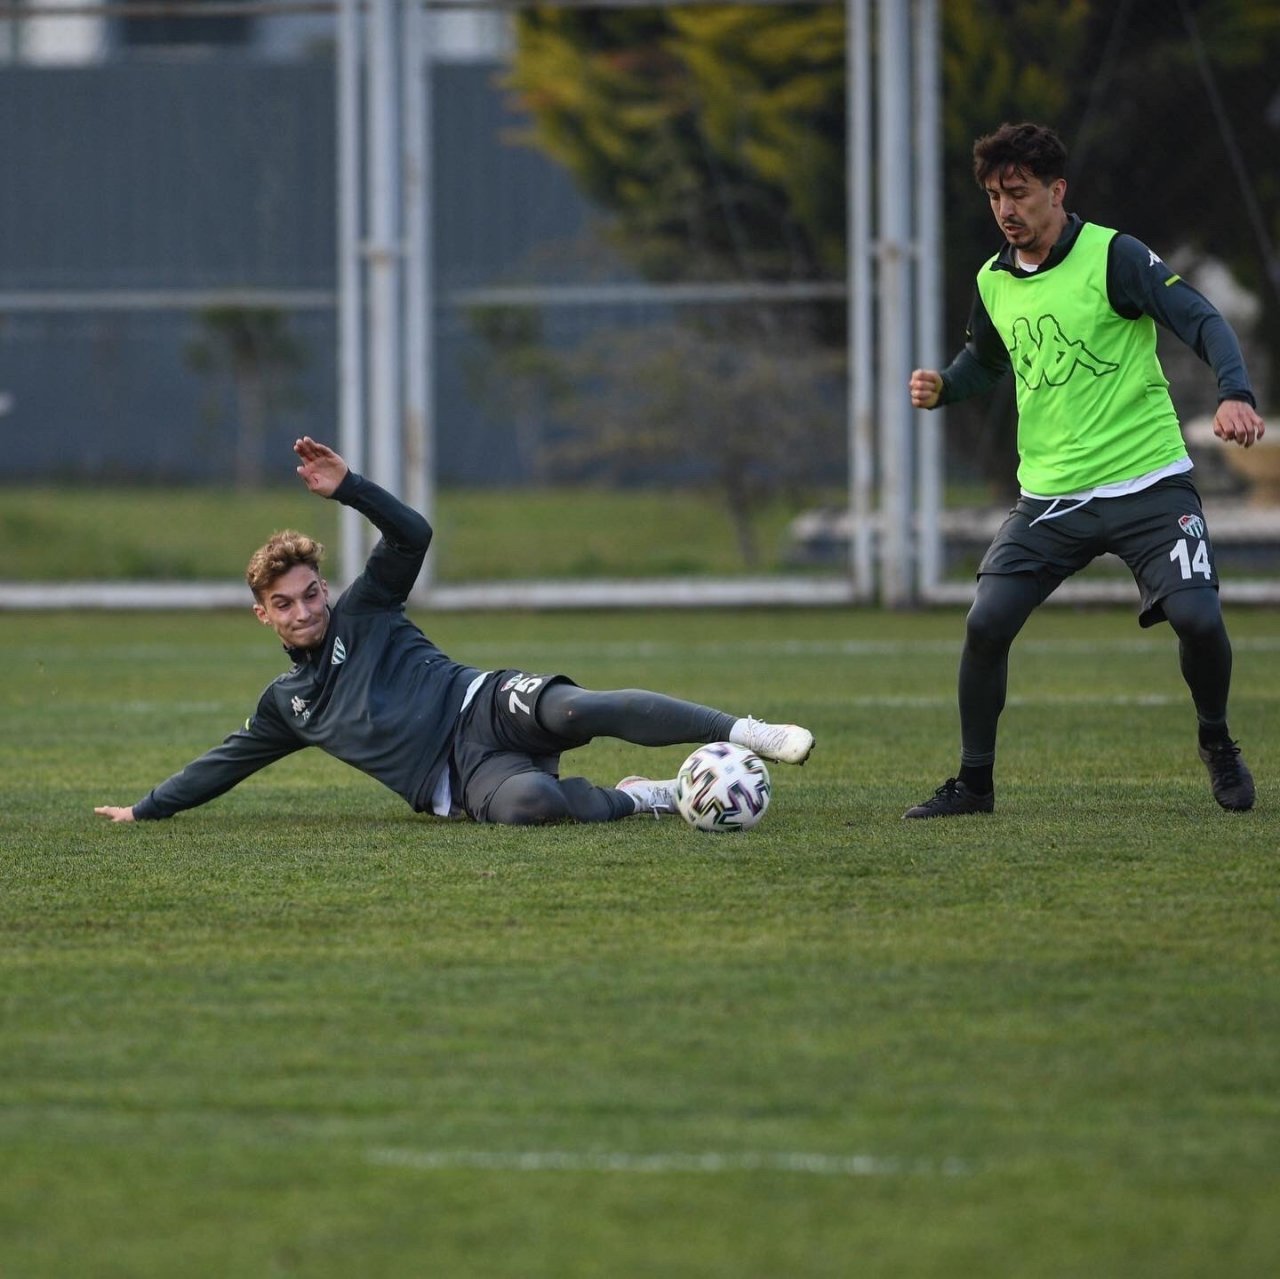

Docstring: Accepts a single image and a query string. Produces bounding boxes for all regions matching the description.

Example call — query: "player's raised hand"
[294,436,350,496]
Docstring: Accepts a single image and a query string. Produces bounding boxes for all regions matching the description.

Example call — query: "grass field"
[3,604,1278,1277]
[0,485,840,582]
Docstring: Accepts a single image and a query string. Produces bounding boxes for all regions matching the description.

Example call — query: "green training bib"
[976,221,1186,494]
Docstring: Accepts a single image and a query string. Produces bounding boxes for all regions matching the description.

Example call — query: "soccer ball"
[674,742,771,833]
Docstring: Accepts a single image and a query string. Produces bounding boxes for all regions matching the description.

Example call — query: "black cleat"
[1198,739,1255,812]
[903,778,995,820]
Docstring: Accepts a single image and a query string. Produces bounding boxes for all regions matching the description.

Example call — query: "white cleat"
[616,775,678,816]
[735,717,815,765]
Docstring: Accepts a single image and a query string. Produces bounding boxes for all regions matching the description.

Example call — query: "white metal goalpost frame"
[336,0,368,591]
[853,0,944,609]
[336,0,433,591]
[911,0,945,602]
[332,0,941,610]
[845,0,876,602]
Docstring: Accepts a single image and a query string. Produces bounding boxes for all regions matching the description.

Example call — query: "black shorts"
[979,475,1219,627]
[450,670,578,822]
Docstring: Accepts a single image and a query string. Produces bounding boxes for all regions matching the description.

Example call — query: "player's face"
[253,564,331,649]
[984,166,1067,262]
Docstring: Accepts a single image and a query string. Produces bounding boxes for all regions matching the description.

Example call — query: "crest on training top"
[1178,513,1205,539]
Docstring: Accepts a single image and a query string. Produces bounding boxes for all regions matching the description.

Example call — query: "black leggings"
[484,685,736,825]
[958,574,1232,768]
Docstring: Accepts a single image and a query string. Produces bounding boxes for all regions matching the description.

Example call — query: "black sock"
[958,764,993,795]
[1198,722,1232,750]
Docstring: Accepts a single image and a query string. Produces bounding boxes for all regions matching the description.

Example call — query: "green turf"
[3,606,1278,1277]
[0,485,838,582]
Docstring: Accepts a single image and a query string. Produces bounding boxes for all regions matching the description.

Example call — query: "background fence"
[2,0,1277,609]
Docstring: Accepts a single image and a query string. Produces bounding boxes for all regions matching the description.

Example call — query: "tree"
[506,6,845,286]
[1066,0,1280,404]
[505,1,1280,502]
[464,305,571,485]
[550,318,845,569]
[501,7,847,562]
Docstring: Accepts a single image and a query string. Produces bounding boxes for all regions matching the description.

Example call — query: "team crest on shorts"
[1178,513,1205,539]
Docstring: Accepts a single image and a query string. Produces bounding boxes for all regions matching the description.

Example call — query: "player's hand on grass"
[94,806,135,823]
[1213,400,1265,448]
[909,368,944,410]
[294,436,350,496]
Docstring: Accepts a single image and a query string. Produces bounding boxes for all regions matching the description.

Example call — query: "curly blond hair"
[245,530,325,600]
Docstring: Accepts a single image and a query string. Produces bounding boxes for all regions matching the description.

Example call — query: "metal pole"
[402,0,434,596]
[336,0,365,585]
[875,0,915,607]
[847,0,874,600]
[366,0,403,497]
[912,0,943,597]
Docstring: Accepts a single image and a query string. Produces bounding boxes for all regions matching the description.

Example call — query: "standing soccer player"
[94,437,813,827]
[905,121,1264,818]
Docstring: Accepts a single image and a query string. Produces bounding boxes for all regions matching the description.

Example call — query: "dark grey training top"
[133,471,482,819]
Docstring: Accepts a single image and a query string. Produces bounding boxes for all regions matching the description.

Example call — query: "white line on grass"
[367,1148,967,1177]
[112,692,1280,715]
[115,701,241,715]
[457,636,1280,661]
[851,693,1193,708]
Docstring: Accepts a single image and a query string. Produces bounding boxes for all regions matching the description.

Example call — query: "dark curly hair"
[972,122,1068,187]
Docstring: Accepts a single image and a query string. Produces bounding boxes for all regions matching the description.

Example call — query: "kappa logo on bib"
[1010,314,1120,389]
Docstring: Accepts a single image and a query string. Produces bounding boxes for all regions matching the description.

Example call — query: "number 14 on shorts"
[1170,536,1212,580]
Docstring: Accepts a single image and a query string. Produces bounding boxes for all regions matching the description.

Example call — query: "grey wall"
[0,56,625,484]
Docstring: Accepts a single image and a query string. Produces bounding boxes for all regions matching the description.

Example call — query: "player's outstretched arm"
[294,436,350,497]
[1213,400,1265,449]
[94,805,136,823]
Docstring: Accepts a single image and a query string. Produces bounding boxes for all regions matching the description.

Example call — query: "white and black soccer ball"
[674,742,771,833]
